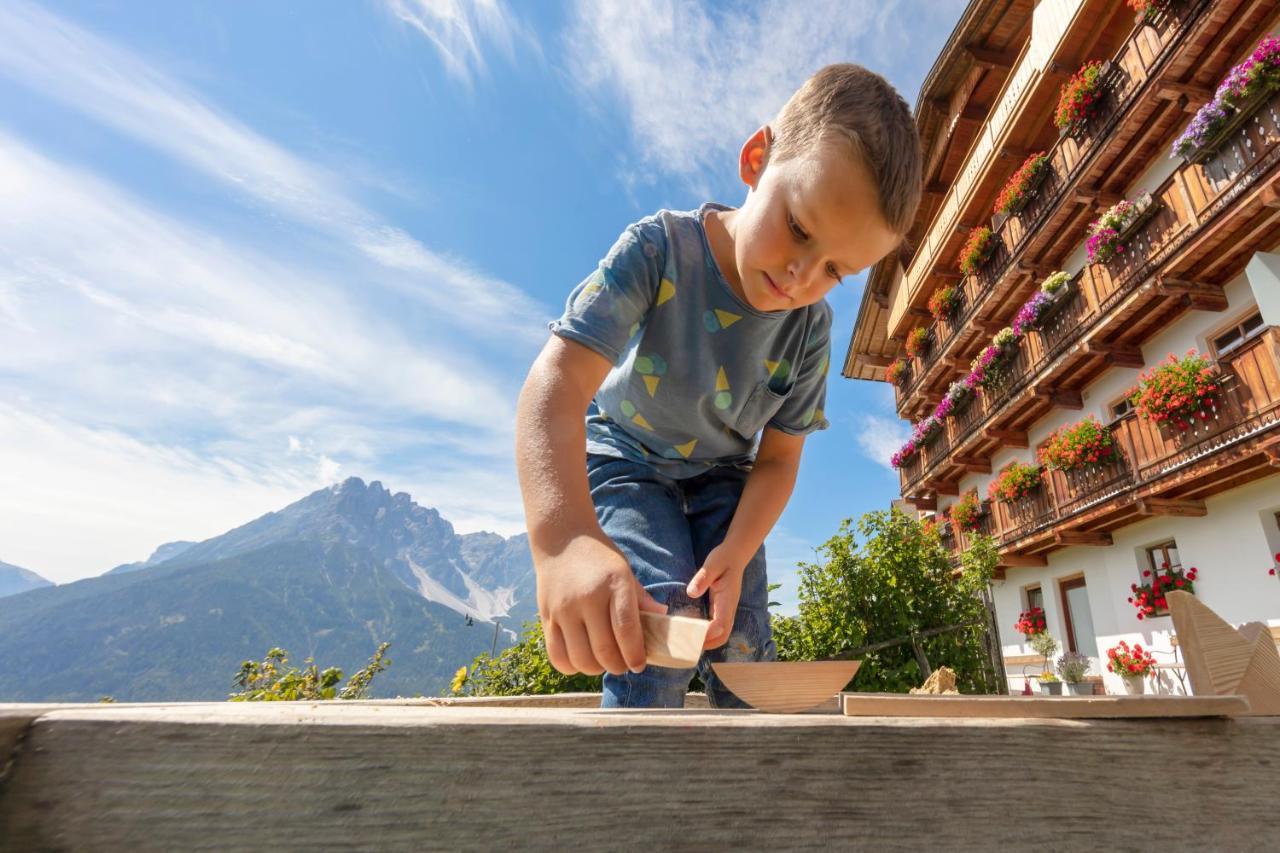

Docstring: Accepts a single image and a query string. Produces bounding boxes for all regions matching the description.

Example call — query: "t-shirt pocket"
[733,381,792,439]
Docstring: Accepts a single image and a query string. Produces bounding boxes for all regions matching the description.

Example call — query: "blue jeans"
[586,453,776,708]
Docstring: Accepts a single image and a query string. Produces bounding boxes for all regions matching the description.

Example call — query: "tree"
[454,621,602,697]
[772,509,998,694]
[228,642,391,701]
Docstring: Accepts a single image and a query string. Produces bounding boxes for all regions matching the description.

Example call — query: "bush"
[455,620,602,697]
[229,643,390,701]
[772,511,998,694]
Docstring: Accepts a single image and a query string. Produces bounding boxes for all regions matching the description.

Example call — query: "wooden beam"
[1033,388,1084,409]
[1260,184,1280,209]
[931,480,961,497]
[1154,81,1214,109]
[1136,498,1207,517]
[909,495,938,511]
[999,553,1048,568]
[953,221,978,237]
[976,318,1005,335]
[1073,186,1124,208]
[907,306,931,320]
[958,103,988,123]
[953,456,992,474]
[1081,341,1145,368]
[965,44,1017,70]
[858,352,893,368]
[999,145,1032,162]
[1054,531,1114,547]
[925,179,949,196]
[984,429,1029,448]
[873,290,891,309]
[931,267,964,280]
[1158,278,1229,312]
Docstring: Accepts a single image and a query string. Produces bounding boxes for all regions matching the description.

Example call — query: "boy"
[515,64,921,708]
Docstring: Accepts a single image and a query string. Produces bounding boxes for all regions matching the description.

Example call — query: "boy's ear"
[739,126,772,189]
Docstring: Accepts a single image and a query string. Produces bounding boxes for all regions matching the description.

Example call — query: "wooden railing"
[899,86,1280,494]
[984,333,1280,548]
[894,0,1214,411]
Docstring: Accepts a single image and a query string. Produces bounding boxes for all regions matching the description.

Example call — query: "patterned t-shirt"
[549,203,832,478]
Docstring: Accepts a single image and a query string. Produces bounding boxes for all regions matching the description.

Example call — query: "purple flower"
[1013,291,1053,336]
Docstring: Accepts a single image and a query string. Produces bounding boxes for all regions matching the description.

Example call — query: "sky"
[0,0,964,610]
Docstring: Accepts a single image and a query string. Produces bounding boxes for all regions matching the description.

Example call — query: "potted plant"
[928,284,963,323]
[887,357,910,387]
[1128,349,1220,436]
[1029,631,1061,695]
[1054,60,1107,137]
[1270,551,1280,579]
[1085,193,1158,265]
[1172,35,1280,164]
[1106,640,1156,694]
[988,462,1042,504]
[1039,416,1116,472]
[1128,0,1180,23]
[904,326,931,359]
[949,491,982,533]
[1014,607,1047,638]
[993,151,1051,218]
[958,226,996,277]
[1057,651,1093,695]
[890,439,918,470]
[1129,562,1199,620]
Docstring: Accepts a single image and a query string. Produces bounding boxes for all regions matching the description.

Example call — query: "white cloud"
[853,414,910,472]
[565,0,904,184]
[0,0,549,346]
[383,0,526,84]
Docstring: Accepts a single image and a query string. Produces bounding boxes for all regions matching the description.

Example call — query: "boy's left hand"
[686,542,748,649]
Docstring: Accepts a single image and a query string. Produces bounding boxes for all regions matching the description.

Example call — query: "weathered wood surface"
[2,700,1278,851]
[840,692,1249,718]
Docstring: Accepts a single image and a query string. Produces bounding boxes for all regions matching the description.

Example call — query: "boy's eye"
[826,262,842,282]
[787,212,808,241]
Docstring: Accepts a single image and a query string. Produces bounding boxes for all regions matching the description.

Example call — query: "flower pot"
[1065,681,1093,696]
[1185,86,1278,166]
[1039,680,1063,696]
[1122,676,1146,695]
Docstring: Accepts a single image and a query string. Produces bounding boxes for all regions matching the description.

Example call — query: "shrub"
[1039,416,1116,472]
[1128,349,1219,430]
[988,462,1042,503]
[229,643,390,701]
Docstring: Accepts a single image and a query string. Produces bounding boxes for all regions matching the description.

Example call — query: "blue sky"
[0,0,963,608]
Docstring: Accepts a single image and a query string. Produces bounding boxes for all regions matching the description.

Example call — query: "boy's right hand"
[536,535,667,677]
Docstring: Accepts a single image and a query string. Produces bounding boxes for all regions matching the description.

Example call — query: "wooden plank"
[840,693,1249,718]
[999,553,1048,568]
[984,428,1029,447]
[1054,531,1113,546]
[1,702,1279,849]
[1136,498,1208,517]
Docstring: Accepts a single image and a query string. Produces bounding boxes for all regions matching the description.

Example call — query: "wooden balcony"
[894,0,1275,417]
[984,332,1280,561]
[900,85,1280,497]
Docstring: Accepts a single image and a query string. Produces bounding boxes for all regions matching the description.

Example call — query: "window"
[1025,585,1044,614]
[1059,576,1099,657]
[1110,396,1134,420]
[1145,540,1181,575]
[1211,311,1265,359]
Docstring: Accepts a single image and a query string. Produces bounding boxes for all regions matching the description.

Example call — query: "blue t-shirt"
[549,203,832,478]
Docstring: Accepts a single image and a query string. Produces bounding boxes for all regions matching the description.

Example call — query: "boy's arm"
[516,335,666,677]
[686,427,805,648]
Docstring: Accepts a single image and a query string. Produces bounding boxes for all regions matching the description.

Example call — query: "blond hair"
[771,64,922,236]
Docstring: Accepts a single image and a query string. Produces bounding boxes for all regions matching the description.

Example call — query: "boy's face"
[726,127,901,312]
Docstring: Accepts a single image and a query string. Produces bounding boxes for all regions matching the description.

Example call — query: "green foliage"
[772,509,998,694]
[455,621,602,697]
[228,642,390,701]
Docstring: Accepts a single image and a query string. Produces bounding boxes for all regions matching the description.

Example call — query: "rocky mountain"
[0,478,537,701]
[0,560,53,598]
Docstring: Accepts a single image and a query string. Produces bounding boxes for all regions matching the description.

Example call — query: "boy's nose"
[785,256,818,291]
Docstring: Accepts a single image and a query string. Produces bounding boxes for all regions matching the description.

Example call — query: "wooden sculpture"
[639,611,710,668]
[710,661,861,713]
[1166,589,1280,715]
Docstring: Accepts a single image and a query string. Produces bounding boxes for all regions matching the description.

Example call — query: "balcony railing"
[983,333,1280,550]
[899,86,1280,494]
[894,0,1214,411]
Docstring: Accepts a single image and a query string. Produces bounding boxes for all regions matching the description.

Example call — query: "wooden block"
[1168,591,1280,715]
[712,661,861,714]
[984,429,1029,447]
[858,352,893,368]
[640,612,710,669]
[954,456,992,474]
[839,693,1248,718]
[1054,531,1113,547]
[999,553,1048,568]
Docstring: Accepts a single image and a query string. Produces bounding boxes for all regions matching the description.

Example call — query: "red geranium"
[949,492,982,533]
[1039,416,1115,472]
[904,327,931,359]
[1014,607,1047,638]
[993,151,1049,215]
[958,227,995,276]
[1106,640,1157,678]
[1129,563,1198,619]
[1129,350,1219,430]
[1055,61,1106,131]
[988,462,1042,503]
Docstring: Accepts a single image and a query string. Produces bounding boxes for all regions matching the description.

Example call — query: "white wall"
[994,475,1280,694]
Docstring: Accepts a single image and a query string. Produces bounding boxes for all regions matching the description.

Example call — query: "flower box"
[1182,87,1274,166]
[928,284,963,323]
[904,326,932,359]
[988,463,1042,504]
[1055,61,1110,138]
[1129,349,1220,431]
[1039,416,1116,473]
[949,492,982,533]
[993,151,1051,217]
[1129,564,1198,620]
[958,227,997,277]
[1086,193,1159,265]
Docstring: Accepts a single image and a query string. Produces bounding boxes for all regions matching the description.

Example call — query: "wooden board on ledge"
[840,692,1249,718]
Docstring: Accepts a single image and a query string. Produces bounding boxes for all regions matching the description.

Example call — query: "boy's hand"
[686,541,749,649]
[537,534,667,677]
